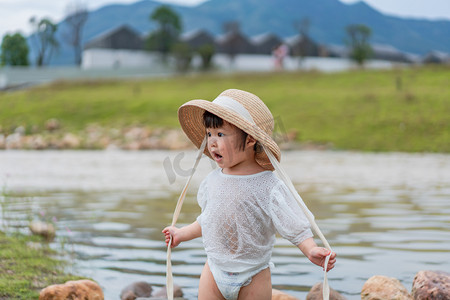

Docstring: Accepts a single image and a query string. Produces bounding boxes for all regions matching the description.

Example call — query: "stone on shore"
[151,284,184,298]
[120,281,152,300]
[39,279,103,300]
[411,270,450,300]
[25,135,47,149]
[0,134,5,149]
[159,129,192,150]
[61,133,81,148]
[361,275,412,300]
[45,118,61,131]
[306,282,347,300]
[29,221,56,241]
[124,127,151,141]
[5,132,23,149]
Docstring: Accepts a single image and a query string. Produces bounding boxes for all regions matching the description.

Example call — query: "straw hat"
[178,89,281,170]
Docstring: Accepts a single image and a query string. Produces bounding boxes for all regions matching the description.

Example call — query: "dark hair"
[203,110,248,151]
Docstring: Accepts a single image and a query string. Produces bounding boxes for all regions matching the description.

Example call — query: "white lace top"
[196,168,313,273]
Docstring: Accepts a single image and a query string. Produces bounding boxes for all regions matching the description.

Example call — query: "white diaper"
[208,259,272,300]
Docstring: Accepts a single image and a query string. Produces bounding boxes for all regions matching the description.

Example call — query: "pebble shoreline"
[31,221,450,300]
[37,271,450,300]
[0,122,333,151]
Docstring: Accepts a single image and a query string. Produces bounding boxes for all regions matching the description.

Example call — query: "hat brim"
[178,99,281,171]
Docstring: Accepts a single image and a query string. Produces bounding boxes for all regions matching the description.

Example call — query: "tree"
[146,5,182,57]
[29,17,59,66]
[63,1,89,66]
[197,43,215,70]
[292,18,314,67]
[172,42,193,72]
[346,24,373,67]
[0,33,30,66]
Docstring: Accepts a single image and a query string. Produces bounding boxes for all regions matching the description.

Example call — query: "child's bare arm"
[297,237,336,271]
[163,221,202,248]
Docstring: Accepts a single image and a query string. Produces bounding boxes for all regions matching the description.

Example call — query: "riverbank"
[0,66,448,153]
[0,231,86,299]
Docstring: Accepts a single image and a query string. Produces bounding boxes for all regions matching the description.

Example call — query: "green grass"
[0,65,449,152]
[0,231,86,299]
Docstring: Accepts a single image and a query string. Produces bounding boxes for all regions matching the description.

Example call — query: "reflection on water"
[1,150,449,299]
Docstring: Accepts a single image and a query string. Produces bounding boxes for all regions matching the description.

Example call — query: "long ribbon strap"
[263,145,332,300]
[166,137,207,300]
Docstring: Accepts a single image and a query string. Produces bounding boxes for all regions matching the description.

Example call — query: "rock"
[151,284,183,298]
[0,134,5,149]
[39,279,103,300]
[124,127,151,141]
[85,125,104,148]
[140,136,162,149]
[29,221,56,241]
[105,143,121,151]
[272,288,299,299]
[160,129,191,150]
[46,136,63,149]
[14,125,26,135]
[5,132,23,149]
[286,129,299,142]
[361,275,412,300]
[61,133,81,149]
[412,270,450,300]
[45,119,61,131]
[124,140,143,151]
[120,281,152,300]
[28,135,47,149]
[307,282,347,300]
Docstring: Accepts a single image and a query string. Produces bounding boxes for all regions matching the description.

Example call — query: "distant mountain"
[41,0,450,65]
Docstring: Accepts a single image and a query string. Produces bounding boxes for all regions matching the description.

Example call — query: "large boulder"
[39,279,103,300]
[412,270,450,300]
[151,284,184,298]
[120,281,152,300]
[306,282,347,300]
[361,275,412,300]
[29,221,55,241]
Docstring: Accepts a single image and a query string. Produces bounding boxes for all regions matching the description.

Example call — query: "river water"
[1,150,449,299]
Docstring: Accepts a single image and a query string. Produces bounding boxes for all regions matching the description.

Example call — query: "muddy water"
[1,150,449,299]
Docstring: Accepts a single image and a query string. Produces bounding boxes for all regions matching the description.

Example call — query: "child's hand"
[309,247,336,272]
[162,226,181,248]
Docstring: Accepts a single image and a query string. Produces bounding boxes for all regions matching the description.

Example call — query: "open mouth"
[213,152,223,161]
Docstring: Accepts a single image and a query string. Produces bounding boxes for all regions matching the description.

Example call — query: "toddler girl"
[163,89,336,300]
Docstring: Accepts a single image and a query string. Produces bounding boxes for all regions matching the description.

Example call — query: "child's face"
[206,121,252,172]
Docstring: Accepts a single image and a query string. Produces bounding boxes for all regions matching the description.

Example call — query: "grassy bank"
[0,65,449,152]
[0,231,85,299]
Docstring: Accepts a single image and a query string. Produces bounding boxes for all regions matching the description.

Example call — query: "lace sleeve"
[196,177,208,227]
[268,181,314,245]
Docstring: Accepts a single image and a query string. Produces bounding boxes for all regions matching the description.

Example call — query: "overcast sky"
[1,0,450,40]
